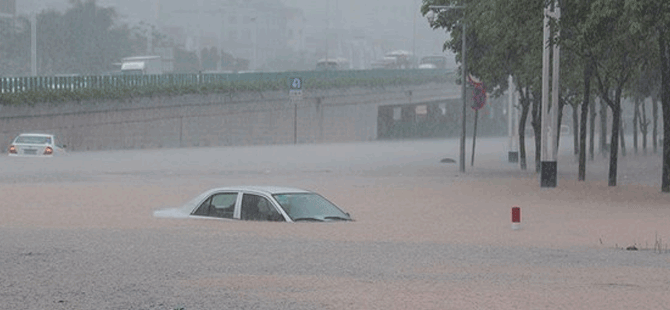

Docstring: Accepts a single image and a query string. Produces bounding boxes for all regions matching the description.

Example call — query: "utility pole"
[540,1,560,187]
[429,5,467,173]
[31,14,37,76]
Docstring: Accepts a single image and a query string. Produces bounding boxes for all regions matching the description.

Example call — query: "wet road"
[1,138,668,310]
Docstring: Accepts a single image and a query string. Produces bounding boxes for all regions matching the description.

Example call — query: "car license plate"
[23,149,37,155]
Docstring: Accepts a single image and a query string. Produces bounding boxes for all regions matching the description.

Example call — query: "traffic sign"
[289,89,303,100]
[290,77,302,90]
[289,77,303,101]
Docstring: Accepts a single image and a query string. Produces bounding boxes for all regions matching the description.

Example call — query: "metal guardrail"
[0,69,454,94]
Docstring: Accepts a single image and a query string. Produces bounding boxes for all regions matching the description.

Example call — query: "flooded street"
[1,137,669,309]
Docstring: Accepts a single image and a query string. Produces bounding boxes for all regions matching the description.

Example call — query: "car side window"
[240,194,284,222]
[192,197,211,216]
[193,193,237,219]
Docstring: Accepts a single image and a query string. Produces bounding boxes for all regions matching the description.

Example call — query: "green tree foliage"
[173,47,200,74]
[626,0,670,192]
[35,0,136,75]
[199,47,250,73]
[422,0,545,171]
[0,0,153,76]
[200,47,219,72]
[0,17,31,75]
[424,0,670,191]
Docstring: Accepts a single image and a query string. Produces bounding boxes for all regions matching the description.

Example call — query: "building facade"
[157,0,305,71]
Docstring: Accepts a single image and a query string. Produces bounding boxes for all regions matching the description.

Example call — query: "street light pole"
[31,13,37,76]
[460,21,467,173]
[251,16,258,70]
[540,1,560,187]
[429,5,466,173]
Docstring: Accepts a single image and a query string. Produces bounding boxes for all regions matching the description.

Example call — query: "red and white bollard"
[511,206,521,230]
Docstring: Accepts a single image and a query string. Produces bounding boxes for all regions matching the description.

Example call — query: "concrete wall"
[0,83,460,151]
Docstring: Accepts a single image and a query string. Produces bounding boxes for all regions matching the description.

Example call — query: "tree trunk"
[519,98,530,171]
[589,96,596,160]
[641,100,648,154]
[659,28,670,192]
[633,98,640,154]
[557,98,565,152]
[619,116,626,157]
[652,94,658,153]
[600,98,608,157]
[579,59,593,181]
[573,102,579,155]
[532,91,542,173]
[608,89,623,187]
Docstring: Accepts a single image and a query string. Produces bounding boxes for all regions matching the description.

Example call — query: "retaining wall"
[0,83,460,151]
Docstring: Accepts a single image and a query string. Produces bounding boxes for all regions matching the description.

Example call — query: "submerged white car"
[154,186,352,223]
[8,133,66,157]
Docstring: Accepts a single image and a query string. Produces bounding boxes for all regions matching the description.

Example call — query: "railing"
[0,69,454,94]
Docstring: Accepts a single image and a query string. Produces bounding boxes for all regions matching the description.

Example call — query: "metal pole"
[541,6,551,165]
[459,22,467,173]
[551,5,561,160]
[31,14,37,76]
[508,76,514,150]
[179,116,183,148]
[471,110,478,166]
[255,18,259,70]
[429,5,468,172]
[508,75,518,162]
[428,5,466,172]
[540,2,558,187]
[412,0,417,59]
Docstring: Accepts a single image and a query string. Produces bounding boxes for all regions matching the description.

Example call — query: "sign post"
[289,77,303,144]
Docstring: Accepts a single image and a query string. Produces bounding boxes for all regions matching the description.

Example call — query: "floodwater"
[1,137,669,310]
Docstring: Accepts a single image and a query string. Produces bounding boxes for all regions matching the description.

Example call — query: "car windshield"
[15,135,52,145]
[273,193,350,221]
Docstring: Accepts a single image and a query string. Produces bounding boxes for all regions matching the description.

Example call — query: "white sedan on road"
[154,186,353,223]
[8,133,66,157]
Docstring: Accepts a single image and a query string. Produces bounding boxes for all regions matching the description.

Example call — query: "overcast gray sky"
[281,0,450,57]
[17,0,454,63]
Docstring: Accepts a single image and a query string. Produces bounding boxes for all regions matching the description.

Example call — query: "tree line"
[422,0,670,192]
[0,0,250,76]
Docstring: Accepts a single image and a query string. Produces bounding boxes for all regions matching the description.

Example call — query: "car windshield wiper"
[324,216,351,221]
[292,217,325,222]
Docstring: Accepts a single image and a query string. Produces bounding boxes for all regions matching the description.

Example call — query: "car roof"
[205,186,311,195]
[17,133,54,137]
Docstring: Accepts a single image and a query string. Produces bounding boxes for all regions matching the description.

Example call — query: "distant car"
[8,133,66,157]
[153,186,353,223]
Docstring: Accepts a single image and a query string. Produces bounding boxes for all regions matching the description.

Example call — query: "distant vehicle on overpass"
[121,56,163,75]
[419,55,448,69]
[316,58,350,71]
[371,50,416,69]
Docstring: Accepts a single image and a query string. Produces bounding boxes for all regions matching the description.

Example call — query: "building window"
[393,107,401,120]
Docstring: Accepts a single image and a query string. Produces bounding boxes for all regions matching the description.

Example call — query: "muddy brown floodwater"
[1,137,669,310]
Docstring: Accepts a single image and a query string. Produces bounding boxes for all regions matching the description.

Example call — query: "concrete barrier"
[1,83,461,151]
